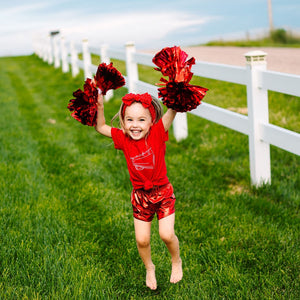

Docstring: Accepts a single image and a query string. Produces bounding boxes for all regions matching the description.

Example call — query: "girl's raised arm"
[162,108,177,132]
[94,91,112,138]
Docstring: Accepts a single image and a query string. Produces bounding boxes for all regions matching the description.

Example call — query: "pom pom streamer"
[94,62,125,95]
[158,80,208,112]
[67,78,98,126]
[153,46,208,112]
[68,63,125,126]
[153,46,195,82]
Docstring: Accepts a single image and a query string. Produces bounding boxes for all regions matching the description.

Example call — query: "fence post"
[70,41,79,77]
[245,50,271,186]
[125,41,138,93]
[173,113,188,141]
[100,44,113,101]
[53,35,60,68]
[100,44,110,64]
[60,36,69,73]
[82,39,92,79]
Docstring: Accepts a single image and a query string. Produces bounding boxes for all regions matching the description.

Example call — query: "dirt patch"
[227,107,248,115]
[228,183,249,195]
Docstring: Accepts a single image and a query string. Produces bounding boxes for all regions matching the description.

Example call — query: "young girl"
[95,90,182,290]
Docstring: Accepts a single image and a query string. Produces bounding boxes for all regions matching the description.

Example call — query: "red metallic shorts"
[131,183,176,222]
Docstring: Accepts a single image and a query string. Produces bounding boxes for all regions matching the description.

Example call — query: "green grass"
[0,55,299,299]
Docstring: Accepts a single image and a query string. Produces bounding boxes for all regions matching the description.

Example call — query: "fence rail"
[33,35,300,187]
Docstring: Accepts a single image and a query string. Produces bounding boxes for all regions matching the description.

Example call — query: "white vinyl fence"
[33,35,300,187]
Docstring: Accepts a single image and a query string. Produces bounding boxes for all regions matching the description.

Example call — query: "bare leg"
[159,213,183,284]
[134,218,157,290]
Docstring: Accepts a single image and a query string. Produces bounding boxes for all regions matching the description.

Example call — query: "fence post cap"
[125,41,135,47]
[244,50,267,65]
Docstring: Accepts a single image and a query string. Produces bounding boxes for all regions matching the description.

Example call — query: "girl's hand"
[94,88,112,138]
[96,88,104,108]
[162,108,177,132]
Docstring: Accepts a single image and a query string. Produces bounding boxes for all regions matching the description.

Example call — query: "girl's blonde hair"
[111,95,163,129]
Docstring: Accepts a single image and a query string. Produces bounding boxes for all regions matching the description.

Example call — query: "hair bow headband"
[122,93,156,121]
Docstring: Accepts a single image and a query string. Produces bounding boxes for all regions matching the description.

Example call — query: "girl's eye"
[140,119,145,122]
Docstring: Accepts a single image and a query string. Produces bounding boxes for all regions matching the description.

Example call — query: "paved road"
[148,46,300,75]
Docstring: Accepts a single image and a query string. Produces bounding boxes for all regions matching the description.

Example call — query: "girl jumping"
[95,91,182,290]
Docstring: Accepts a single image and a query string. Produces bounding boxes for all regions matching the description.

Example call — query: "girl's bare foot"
[146,265,157,290]
[170,258,183,284]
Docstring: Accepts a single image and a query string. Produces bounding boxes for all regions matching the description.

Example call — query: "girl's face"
[123,102,153,140]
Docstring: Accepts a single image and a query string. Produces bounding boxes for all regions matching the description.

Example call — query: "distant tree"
[271,28,288,44]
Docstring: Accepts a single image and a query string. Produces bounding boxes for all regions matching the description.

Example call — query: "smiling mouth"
[129,128,144,139]
[131,129,141,135]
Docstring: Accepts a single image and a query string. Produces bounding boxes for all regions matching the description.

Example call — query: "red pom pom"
[158,81,208,112]
[68,63,125,126]
[94,62,125,95]
[67,78,98,126]
[153,46,208,112]
[152,46,195,82]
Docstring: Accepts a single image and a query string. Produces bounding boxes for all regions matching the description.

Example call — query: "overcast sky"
[1,0,299,56]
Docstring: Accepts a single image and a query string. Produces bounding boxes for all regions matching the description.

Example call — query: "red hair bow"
[122,93,156,121]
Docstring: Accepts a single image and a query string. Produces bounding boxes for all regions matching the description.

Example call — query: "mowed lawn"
[0,54,299,299]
